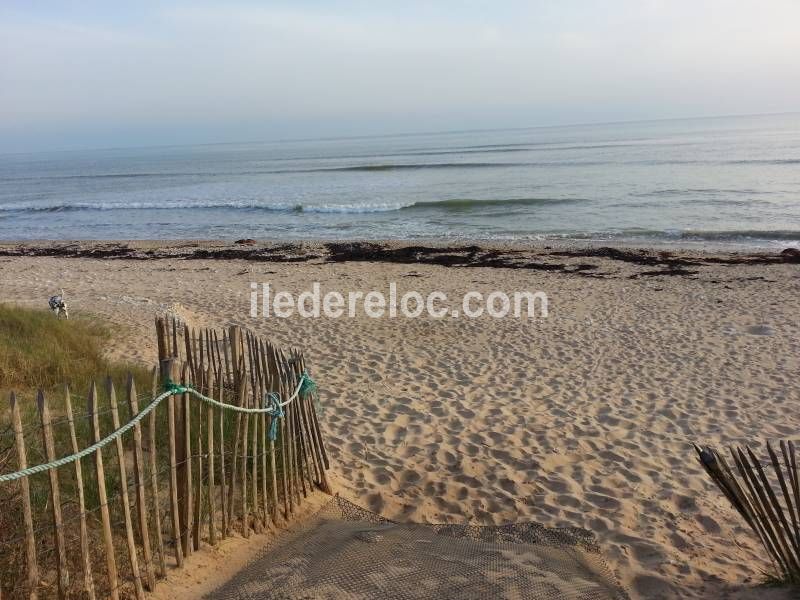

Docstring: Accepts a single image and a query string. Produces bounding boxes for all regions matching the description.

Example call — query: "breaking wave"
[0,197,582,214]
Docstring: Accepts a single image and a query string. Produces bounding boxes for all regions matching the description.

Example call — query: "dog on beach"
[48,290,69,319]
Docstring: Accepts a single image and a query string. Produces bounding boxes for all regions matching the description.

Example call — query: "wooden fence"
[695,442,800,585]
[0,318,330,599]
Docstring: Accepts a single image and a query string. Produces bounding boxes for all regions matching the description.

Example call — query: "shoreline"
[0,240,797,282]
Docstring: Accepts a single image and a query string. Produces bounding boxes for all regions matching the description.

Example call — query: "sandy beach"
[1,241,798,599]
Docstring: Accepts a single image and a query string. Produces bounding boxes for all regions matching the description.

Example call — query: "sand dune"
[1,244,798,599]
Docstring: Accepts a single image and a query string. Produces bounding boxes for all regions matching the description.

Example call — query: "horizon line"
[2,110,798,157]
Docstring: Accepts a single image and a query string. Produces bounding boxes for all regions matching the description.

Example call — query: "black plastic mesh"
[208,495,630,600]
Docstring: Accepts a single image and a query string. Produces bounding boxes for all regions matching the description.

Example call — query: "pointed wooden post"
[181,363,193,555]
[64,386,96,599]
[193,367,204,551]
[247,336,261,533]
[240,375,251,538]
[127,376,155,591]
[256,343,270,525]
[218,367,228,539]
[299,354,330,475]
[251,410,260,532]
[267,346,290,519]
[220,331,231,388]
[184,325,195,381]
[36,390,69,598]
[291,355,319,495]
[88,383,119,600]
[163,358,183,568]
[148,368,167,578]
[172,317,179,358]
[264,345,280,525]
[227,330,244,533]
[10,392,38,600]
[206,366,217,545]
[108,380,145,600]
[283,374,297,514]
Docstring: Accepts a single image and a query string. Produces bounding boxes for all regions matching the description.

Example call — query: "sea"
[1,113,799,248]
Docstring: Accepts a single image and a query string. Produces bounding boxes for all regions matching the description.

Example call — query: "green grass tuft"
[0,303,150,398]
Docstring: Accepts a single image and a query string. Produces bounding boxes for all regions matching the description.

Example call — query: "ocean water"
[1,113,799,247]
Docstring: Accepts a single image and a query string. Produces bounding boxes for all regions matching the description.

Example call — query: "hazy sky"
[2,1,799,152]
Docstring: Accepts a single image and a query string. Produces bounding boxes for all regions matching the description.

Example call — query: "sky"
[1,0,799,153]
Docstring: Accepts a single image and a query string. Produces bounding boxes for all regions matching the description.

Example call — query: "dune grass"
[0,304,166,596]
[0,303,150,399]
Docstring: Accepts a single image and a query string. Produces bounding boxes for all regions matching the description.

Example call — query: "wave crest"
[0,197,580,214]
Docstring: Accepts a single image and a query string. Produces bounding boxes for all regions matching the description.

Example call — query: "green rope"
[298,370,317,398]
[265,392,284,441]
[0,387,173,483]
[162,378,188,395]
[0,371,318,483]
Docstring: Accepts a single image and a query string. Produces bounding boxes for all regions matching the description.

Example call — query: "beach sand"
[1,241,798,599]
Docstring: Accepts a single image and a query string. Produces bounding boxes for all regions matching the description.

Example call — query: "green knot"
[298,371,317,398]
[163,379,190,394]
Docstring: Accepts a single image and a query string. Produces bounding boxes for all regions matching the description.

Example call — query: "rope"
[265,393,284,441]
[0,371,317,483]
[261,369,315,440]
[0,388,171,483]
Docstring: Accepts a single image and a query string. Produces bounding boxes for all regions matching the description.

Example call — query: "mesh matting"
[208,495,630,600]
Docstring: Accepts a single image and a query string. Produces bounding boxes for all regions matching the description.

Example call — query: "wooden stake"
[108,380,145,600]
[198,330,205,380]
[298,354,331,492]
[181,363,193,555]
[240,375,251,537]
[88,383,119,600]
[226,328,242,532]
[193,367,204,551]
[155,317,167,362]
[251,410,260,532]
[746,445,800,572]
[64,386,96,599]
[227,409,241,534]
[281,401,292,516]
[256,343,270,525]
[36,390,69,598]
[263,345,280,523]
[296,397,315,495]
[148,368,167,577]
[299,392,326,492]
[732,448,790,574]
[769,442,800,560]
[164,360,184,568]
[229,326,240,398]
[247,335,261,533]
[270,349,290,519]
[206,366,217,545]
[221,331,232,389]
[290,395,308,499]
[127,376,156,591]
[183,325,195,383]
[283,364,298,511]
[218,366,228,539]
[10,392,39,600]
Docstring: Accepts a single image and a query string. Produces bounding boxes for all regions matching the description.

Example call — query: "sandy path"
[1,248,798,599]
